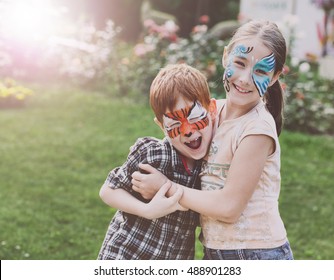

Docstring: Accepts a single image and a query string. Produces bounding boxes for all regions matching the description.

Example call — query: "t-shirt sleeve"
[236,118,277,150]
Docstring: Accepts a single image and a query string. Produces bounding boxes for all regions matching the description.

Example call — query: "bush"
[106,18,227,97]
[113,17,334,135]
[282,59,334,135]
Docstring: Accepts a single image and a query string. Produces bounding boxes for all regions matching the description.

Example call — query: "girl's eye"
[234,60,245,67]
[255,69,268,75]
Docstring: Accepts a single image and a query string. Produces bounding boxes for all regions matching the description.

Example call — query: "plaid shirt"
[97,137,201,260]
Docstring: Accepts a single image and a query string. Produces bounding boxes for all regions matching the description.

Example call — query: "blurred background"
[0,0,333,260]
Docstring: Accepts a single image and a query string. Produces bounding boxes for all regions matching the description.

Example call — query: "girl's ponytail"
[264,80,284,136]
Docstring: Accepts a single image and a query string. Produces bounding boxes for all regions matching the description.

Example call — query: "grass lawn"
[0,85,333,260]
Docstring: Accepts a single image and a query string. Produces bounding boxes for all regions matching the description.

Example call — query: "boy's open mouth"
[185,137,202,149]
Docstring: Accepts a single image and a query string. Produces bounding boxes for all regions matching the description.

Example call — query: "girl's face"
[223,37,278,106]
[161,97,214,161]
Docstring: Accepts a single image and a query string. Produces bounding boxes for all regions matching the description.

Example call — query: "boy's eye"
[164,121,181,130]
[188,102,207,123]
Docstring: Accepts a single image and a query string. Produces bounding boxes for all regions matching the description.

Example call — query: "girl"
[132,20,293,260]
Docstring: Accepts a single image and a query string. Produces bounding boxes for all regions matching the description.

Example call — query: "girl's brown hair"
[226,20,287,135]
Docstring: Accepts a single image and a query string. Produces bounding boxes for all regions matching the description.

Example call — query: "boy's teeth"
[185,137,202,149]
[186,137,199,144]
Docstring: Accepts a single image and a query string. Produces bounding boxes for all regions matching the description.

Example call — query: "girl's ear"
[222,46,228,68]
[269,70,282,86]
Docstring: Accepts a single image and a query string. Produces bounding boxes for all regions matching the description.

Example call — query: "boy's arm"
[99,181,186,220]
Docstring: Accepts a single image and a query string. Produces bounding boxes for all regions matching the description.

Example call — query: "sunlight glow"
[0,0,66,44]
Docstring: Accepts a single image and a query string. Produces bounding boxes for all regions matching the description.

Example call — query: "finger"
[132,185,141,192]
[131,171,142,180]
[169,185,183,202]
[131,178,141,187]
[138,163,158,174]
[155,180,172,197]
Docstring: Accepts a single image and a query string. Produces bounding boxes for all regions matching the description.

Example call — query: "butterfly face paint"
[223,45,253,92]
[252,53,275,96]
[223,44,276,97]
[163,101,209,139]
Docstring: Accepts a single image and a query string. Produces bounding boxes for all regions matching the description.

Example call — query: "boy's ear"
[154,117,164,131]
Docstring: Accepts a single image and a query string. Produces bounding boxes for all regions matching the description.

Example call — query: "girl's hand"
[131,163,168,200]
[143,181,188,220]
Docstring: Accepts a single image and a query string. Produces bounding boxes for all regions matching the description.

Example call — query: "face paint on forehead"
[252,53,276,97]
[231,45,254,56]
[162,101,209,139]
[223,44,254,92]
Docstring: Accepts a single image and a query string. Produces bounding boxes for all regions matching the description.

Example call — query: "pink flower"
[134,43,155,57]
[282,65,290,75]
[192,25,208,33]
[280,82,287,91]
[199,15,209,24]
[143,19,156,28]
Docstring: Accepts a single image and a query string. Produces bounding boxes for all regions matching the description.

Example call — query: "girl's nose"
[239,69,252,85]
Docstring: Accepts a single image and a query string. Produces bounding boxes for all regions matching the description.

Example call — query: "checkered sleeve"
[103,137,167,198]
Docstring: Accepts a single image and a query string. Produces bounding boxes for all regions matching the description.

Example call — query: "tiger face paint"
[223,43,276,97]
[163,101,209,139]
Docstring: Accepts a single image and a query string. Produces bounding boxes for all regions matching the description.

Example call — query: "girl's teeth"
[236,85,249,93]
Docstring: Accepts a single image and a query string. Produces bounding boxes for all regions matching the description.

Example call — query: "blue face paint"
[252,53,276,97]
[224,45,254,92]
[223,44,276,97]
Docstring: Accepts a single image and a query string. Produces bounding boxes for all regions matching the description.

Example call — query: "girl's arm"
[99,181,186,220]
[132,134,274,223]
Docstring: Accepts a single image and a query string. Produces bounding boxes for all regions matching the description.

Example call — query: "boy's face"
[161,98,214,161]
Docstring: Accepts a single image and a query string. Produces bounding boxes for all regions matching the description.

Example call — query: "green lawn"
[0,86,333,260]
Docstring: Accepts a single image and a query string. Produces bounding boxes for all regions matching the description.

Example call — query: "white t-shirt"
[200,99,288,249]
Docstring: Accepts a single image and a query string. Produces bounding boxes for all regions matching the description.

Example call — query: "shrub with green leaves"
[282,60,334,135]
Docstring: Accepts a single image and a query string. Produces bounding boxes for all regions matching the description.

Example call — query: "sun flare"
[0,0,66,43]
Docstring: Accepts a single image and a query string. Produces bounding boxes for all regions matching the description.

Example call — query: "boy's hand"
[131,163,168,200]
[143,181,188,220]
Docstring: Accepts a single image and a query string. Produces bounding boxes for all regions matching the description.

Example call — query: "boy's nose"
[180,122,194,137]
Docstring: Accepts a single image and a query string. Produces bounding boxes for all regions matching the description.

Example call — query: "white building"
[239,0,332,59]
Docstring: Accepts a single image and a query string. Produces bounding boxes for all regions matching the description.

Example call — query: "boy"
[97,63,217,259]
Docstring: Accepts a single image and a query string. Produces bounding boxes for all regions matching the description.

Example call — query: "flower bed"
[0,79,34,109]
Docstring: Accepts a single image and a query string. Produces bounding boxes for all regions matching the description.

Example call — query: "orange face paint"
[163,101,209,139]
